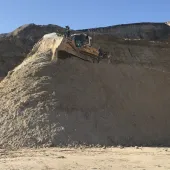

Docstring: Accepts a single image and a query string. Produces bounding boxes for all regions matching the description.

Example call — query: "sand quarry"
[0,33,170,169]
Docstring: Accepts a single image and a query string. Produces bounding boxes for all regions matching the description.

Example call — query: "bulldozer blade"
[57,38,99,63]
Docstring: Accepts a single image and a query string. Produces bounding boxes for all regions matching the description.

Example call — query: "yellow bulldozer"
[57,33,100,63]
[28,32,101,63]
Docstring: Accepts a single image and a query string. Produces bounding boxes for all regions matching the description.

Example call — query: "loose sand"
[0,147,169,170]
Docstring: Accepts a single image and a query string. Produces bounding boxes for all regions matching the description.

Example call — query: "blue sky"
[0,0,169,33]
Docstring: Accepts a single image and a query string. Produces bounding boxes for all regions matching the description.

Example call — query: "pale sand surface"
[0,147,169,170]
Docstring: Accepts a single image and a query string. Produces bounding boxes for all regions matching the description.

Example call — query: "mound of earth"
[0,34,170,149]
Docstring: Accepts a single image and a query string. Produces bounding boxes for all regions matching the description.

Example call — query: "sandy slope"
[0,35,170,148]
[0,147,170,170]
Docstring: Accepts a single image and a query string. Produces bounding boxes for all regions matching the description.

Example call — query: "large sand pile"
[0,34,170,149]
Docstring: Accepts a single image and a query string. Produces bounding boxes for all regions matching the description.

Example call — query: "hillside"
[0,22,170,77]
[0,32,170,148]
[0,24,64,77]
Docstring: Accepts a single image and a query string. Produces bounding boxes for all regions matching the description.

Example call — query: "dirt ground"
[0,147,169,170]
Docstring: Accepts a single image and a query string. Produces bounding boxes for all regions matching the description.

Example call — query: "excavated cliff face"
[0,22,170,77]
[0,34,170,149]
[80,22,170,40]
[92,34,170,72]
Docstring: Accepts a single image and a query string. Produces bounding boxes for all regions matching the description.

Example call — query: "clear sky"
[0,0,169,33]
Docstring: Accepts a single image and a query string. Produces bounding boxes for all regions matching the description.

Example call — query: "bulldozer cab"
[71,33,89,48]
